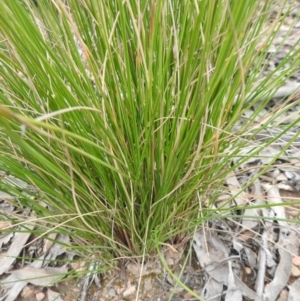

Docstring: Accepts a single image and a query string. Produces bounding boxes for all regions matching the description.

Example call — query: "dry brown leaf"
[0,232,14,249]
[0,274,28,301]
[201,278,223,301]
[264,248,292,301]
[262,184,287,226]
[0,224,35,275]
[225,261,242,301]
[10,266,68,287]
[43,233,58,255]
[193,230,229,284]
[288,278,300,301]
[226,172,249,207]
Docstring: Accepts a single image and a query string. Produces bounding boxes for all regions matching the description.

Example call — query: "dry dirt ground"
[2,1,300,301]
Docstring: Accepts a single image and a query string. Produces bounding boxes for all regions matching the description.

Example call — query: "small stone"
[292,256,300,266]
[36,292,45,301]
[122,286,136,297]
[291,264,300,277]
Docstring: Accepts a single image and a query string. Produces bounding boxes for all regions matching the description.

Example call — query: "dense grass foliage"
[0,0,299,259]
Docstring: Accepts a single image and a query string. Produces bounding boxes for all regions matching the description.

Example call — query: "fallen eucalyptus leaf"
[10,266,68,287]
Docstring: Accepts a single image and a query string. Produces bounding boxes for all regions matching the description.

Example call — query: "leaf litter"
[1,1,300,301]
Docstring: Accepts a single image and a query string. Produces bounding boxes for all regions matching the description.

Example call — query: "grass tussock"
[0,0,299,260]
